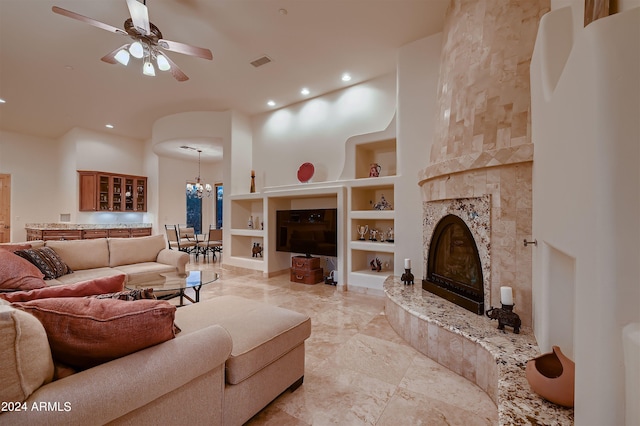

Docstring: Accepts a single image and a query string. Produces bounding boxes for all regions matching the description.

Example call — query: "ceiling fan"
[52,0,213,82]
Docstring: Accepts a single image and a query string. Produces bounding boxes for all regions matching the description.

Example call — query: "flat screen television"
[276,208,338,258]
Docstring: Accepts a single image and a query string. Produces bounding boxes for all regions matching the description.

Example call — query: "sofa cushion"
[45,238,110,270]
[114,262,175,279]
[174,295,311,385]
[109,234,166,267]
[48,267,125,286]
[0,302,55,402]
[0,275,126,303]
[15,247,73,280]
[0,250,46,291]
[12,297,177,370]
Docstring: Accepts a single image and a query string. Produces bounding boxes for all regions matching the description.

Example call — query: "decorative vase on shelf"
[525,345,575,407]
[250,170,256,193]
[248,216,254,229]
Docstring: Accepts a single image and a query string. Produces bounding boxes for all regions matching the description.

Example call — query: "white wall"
[66,127,147,225]
[396,33,442,279]
[0,130,63,241]
[251,74,397,188]
[156,155,222,232]
[531,6,639,424]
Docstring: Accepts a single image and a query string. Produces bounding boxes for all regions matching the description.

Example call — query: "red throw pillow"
[0,274,126,303]
[12,297,177,370]
[0,243,32,252]
[0,250,46,291]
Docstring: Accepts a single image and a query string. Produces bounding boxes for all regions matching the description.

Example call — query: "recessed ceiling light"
[0,98,5,104]
[267,100,276,107]
[64,65,74,71]
[301,88,310,96]
[341,73,352,82]
[279,8,288,15]
[105,124,114,129]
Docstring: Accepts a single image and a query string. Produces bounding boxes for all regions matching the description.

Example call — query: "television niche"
[276,208,338,258]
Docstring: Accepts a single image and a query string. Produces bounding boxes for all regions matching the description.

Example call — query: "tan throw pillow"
[0,250,46,291]
[0,304,55,402]
[0,274,126,303]
[14,247,73,280]
[12,297,177,370]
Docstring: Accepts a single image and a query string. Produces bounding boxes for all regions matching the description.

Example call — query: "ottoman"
[174,295,311,425]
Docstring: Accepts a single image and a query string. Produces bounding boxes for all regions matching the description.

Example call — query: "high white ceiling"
[0,0,447,159]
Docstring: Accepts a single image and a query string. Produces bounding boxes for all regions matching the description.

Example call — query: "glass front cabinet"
[79,171,147,212]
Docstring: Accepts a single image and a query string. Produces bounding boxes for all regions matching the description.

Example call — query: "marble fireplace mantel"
[384,276,573,425]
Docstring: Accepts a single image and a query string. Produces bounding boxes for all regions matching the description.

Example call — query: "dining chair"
[177,225,199,259]
[197,226,223,262]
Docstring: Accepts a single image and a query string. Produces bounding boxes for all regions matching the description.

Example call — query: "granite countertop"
[26,223,152,230]
[384,276,574,425]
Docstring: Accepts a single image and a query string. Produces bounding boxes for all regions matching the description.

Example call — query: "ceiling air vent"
[250,55,272,68]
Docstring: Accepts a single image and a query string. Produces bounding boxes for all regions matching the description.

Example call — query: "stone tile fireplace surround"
[423,195,491,313]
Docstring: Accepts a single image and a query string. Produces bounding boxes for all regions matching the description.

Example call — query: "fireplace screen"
[424,214,484,314]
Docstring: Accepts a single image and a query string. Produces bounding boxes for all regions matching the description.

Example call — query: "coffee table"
[126,270,218,306]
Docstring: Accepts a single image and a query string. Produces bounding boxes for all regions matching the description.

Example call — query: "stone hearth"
[384,276,573,425]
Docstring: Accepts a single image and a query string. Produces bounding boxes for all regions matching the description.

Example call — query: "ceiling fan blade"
[101,44,131,64]
[159,53,189,82]
[126,0,150,35]
[52,6,127,35]
[158,39,213,60]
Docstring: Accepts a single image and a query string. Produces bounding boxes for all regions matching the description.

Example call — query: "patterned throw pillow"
[15,247,73,280]
[92,288,156,301]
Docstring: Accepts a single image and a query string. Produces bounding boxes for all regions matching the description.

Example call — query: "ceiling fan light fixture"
[143,61,155,76]
[114,49,130,66]
[129,41,144,59]
[156,53,171,71]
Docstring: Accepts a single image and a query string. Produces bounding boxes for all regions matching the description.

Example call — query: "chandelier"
[186,149,212,199]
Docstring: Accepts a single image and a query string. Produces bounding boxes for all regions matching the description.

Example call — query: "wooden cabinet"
[79,171,147,212]
[82,229,109,239]
[131,228,152,237]
[27,229,83,241]
[26,227,152,241]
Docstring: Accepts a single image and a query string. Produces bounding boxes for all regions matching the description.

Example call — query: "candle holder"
[486,304,521,334]
[401,268,414,285]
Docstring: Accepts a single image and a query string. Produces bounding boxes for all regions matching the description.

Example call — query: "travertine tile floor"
[182,260,497,425]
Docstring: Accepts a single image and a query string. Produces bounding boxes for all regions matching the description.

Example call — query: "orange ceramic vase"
[525,345,575,407]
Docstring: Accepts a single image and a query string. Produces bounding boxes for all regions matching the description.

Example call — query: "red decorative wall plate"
[297,162,314,183]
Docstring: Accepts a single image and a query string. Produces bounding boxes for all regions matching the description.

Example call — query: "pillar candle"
[500,286,513,305]
[404,258,411,269]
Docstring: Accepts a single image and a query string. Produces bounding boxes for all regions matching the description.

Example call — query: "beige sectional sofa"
[1,295,311,425]
[1,235,312,425]
[7,234,189,285]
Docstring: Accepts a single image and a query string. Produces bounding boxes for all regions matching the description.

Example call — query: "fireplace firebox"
[423,214,484,315]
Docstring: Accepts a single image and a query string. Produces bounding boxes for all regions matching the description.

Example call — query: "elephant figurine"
[486,305,521,334]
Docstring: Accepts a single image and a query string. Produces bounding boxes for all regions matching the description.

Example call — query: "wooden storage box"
[291,256,320,271]
[290,268,324,285]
